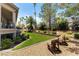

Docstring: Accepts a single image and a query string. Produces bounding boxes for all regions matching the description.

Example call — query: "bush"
[21,31,26,35]
[2,39,13,49]
[52,31,56,36]
[74,33,79,39]
[52,27,57,31]
[62,35,69,41]
[58,20,69,30]
[14,36,22,44]
[38,22,47,30]
[43,31,46,34]
[56,18,69,30]
[72,20,79,31]
[66,31,73,34]
[51,24,57,31]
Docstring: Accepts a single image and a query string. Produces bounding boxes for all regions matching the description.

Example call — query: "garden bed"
[35,30,57,36]
[13,32,54,50]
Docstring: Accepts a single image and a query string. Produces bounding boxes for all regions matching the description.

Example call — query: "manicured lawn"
[13,32,54,50]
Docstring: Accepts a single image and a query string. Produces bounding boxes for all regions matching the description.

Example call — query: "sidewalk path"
[0,39,53,56]
[0,37,79,56]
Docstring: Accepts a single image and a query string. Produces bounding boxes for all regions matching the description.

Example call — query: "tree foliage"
[38,22,47,30]
[26,16,36,32]
[64,4,79,17]
[56,17,69,30]
[39,3,56,30]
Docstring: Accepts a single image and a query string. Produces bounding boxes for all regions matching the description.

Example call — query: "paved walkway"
[0,39,53,56]
[0,38,79,56]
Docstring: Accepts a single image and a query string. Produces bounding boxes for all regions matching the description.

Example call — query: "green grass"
[13,32,54,50]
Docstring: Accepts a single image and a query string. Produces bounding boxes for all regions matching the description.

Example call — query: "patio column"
[0,4,2,28]
[12,11,16,39]
[0,4,2,50]
[13,12,16,28]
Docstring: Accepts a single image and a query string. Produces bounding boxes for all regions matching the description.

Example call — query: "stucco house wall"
[0,3,19,49]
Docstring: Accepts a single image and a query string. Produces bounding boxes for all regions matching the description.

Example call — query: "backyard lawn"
[13,32,54,50]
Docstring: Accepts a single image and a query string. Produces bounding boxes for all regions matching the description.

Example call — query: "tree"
[33,3,37,29]
[19,17,25,25]
[56,17,69,30]
[26,16,35,32]
[39,3,56,30]
[56,3,79,31]
[38,22,47,30]
[27,16,34,26]
[19,17,26,28]
[63,4,79,31]
[63,3,79,17]
[72,19,79,31]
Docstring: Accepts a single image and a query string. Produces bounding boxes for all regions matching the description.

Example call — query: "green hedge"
[2,39,13,49]
[74,33,79,39]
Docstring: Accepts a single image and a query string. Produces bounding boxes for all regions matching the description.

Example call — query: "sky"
[15,3,64,25]
[15,3,42,24]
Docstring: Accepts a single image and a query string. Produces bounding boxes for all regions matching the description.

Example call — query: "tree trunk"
[48,15,51,30]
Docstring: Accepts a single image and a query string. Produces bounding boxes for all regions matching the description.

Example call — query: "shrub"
[2,39,13,49]
[14,36,22,44]
[21,31,26,35]
[72,23,79,31]
[51,24,57,31]
[58,20,69,30]
[74,33,79,39]
[21,34,28,41]
[72,20,79,31]
[62,35,69,41]
[52,27,57,31]
[43,31,46,34]
[38,22,47,30]
[52,31,56,36]
[67,31,73,34]
[56,18,69,30]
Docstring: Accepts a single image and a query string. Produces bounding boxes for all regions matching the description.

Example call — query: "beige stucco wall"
[0,3,18,37]
[0,3,19,49]
[2,4,15,12]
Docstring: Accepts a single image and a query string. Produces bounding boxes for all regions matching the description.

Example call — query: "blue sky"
[15,3,42,17]
[15,3,64,25]
[15,3,43,24]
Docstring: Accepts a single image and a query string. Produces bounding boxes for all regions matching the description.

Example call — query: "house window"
[1,7,14,28]
[1,33,14,40]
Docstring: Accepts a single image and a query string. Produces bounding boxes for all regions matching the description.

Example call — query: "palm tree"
[26,16,35,32]
[19,17,25,28]
[33,3,37,29]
